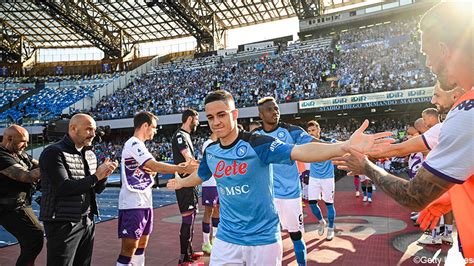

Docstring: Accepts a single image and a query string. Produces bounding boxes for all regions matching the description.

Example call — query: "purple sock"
[117,255,131,264]
[202,222,211,234]
[135,248,145,255]
[212,217,220,227]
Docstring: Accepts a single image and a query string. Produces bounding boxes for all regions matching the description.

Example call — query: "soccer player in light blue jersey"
[254,97,316,266]
[307,120,338,241]
[167,90,393,265]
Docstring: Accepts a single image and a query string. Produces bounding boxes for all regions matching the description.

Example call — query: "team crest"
[277,131,286,139]
[236,145,247,157]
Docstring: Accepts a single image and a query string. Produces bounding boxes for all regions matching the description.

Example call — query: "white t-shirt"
[201,138,216,187]
[423,98,474,184]
[422,123,442,150]
[119,136,155,209]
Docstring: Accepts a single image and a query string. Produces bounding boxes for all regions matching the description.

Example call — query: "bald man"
[0,125,43,266]
[413,118,429,134]
[39,114,118,266]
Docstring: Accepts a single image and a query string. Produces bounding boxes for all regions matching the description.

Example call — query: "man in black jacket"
[0,125,43,266]
[39,113,118,266]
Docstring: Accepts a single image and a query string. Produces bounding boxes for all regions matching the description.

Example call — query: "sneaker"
[372,184,376,191]
[368,197,372,203]
[441,234,453,244]
[178,258,194,266]
[326,227,335,241]
[417,235,442,245]
[363,196,367,202]
[202,243,212,254]
[410,213,420,221]
[355,191,360,197]
[190,252,204,260]
[317,220,327,236]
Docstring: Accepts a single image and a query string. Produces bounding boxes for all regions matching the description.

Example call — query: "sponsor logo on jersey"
[214,160,248,178]
[219,184,250,196]
[456,100,474,111]
[177,137,183,144]
[132,141,138,146]
[270,140,283,152]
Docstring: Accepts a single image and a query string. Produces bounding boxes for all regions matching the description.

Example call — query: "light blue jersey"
[255,123,314,199]
[310,137,337,179]
[198,131,294,246]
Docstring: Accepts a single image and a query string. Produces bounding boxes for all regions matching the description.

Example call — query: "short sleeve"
[198,150,212,182]
[423,107,474,184]
[250,135,294,165]
[288,125,315,145]
[129,141,154,166]
[175,132,190,154]
[421,123,442,150]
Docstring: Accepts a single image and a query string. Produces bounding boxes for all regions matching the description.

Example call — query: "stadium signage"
[298,87,433,112]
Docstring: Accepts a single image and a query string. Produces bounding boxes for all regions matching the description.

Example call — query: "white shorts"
[308,177,335,203]
[359,175,371,182]
[210,238,282,265]
[274,198,304,233]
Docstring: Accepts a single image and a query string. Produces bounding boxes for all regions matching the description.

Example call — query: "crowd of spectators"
[94,128,211,165]
[91,16,435,120]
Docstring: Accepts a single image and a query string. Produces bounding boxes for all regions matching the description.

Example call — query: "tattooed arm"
[333,149,453,211]
[0,164,41,183]
[362,161,453,210]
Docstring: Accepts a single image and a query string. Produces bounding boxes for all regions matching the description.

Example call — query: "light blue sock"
[292,239,307,266]
[309,201,323,221]
[368,191,372,199]
[326,202,336,228]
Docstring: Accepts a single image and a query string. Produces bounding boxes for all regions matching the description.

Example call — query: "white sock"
[203,232,210,244]
[116,263,131,266]
[445,225,453,234]
[212,226,218,238]
[131,254,145,266]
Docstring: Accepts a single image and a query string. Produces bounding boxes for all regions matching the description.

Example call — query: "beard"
[435,66,457,92]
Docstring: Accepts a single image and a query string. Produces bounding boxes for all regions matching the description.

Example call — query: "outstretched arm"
[368,135,428,158]
[167,171,203,190]
[333,149,453,211]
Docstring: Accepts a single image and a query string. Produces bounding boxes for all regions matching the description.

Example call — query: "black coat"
[39,134,106,222]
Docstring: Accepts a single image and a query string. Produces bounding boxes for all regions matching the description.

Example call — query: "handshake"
[178,159,200,175]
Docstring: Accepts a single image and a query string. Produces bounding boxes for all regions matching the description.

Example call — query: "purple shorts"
[118,208,153,239]
[202,186,219,207]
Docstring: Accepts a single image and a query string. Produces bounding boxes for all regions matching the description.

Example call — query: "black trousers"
[44,215,95,266]
[0,206,44,266]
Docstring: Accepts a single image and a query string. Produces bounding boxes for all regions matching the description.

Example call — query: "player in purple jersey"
[116,112,197,266]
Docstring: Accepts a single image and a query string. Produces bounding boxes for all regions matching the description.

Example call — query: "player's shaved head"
[2,124,28,143]
[406,126,419,137]
[1,124,29,154]
[414,118,429,134]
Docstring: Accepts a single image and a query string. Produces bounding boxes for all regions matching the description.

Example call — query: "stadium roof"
[0,0,381,59]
